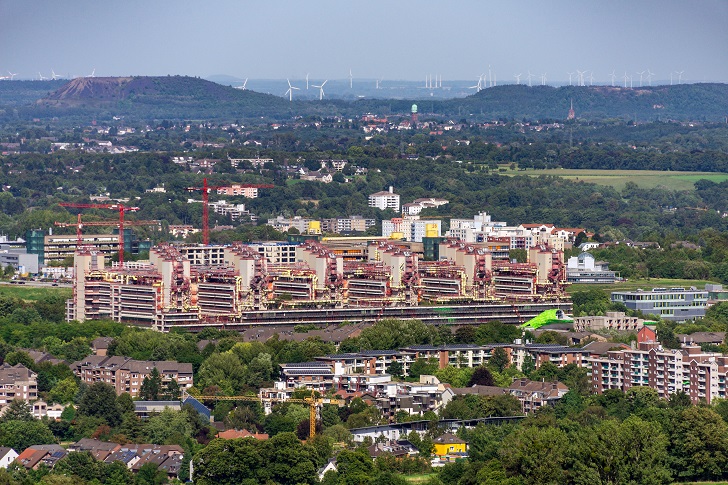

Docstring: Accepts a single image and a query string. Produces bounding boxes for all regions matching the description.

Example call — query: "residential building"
[15,445,66,470]
[433,433,467,458]
[71,356,193,398]
[31,401,64,420]
[266,216,316,234]
[321,216,376,234]
[587,341,728,404]
[215,184,261,198]
[209,200,255,221]
[245,242,299,263]
[507,378,569,413]
[0,364,38,405]
[611,287,708,322]
[573,311,646,332]
[402,198,449,216]
[382,216,442,242]
[369,187,400,212]
[0,448,18,469]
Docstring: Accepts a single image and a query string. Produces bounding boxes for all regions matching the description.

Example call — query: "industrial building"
[66,238,570,330]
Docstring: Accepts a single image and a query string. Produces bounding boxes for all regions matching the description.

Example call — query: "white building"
[382,216,442,242]
[369,186,400,212]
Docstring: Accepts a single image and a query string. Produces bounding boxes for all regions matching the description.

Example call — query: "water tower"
[411,104,418,127]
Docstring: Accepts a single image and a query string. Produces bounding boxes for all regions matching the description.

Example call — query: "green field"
[568,278,717,295]
[403,473,438,483]
[502,168,728,191]
[0,284,72,301]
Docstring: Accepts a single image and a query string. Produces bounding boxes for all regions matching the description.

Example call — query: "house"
[15,445,66,470]
[367,440,418,459]
[433,433,467,457]
[318,459,338,481]
[0,447,18,469]
[31,401,64,420]
[91,337,114,356]
[507,378,569,413]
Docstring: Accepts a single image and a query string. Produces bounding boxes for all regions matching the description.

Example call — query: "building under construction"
[66,239,570,331]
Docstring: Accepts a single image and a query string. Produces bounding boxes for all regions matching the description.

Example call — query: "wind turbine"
[468,75,482,92]
[375,77,383,89]
[284,79,299,101]
[7,72,17,80]
[623,71,629,88]
[38,72,47,80]
[526,70,535,87]
[609,71,616,87]
[676,70,684,84]
[636,70,645,87]
[86,68,95,78]
[348,69,353,89]
[234,78,248,90]
[576,70,586,86]
[567,72,574,86]
[541,73,547,86]
[311,80,327,100]
[513,73,522,85]
[646,69,654,86]
[588,71,594,86]
[51,69,61,80]
[305,73,309,90]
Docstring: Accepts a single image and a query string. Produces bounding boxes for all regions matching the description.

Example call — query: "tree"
[47,377,79,405]
[163,379,180,401]
[139,367,162,401]
[143,408,193,445]
[77,382,122,427]
[135,463,167,485]
[192,437,263,485]
[0,399,33,423]
[408,358,438,380]
[488,348,509,373]
[670,406,728,481]
[0,420,55,451]
[500,425,568,485]
[468,366,495,387]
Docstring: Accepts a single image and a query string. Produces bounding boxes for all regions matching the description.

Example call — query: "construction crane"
[186,178,274,246]
[58,202,146,266]
[186,389,342,439]
[54,215,161,257]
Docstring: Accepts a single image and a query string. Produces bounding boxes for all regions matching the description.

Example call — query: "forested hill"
[454,83,728,122]
[2,76,727,122]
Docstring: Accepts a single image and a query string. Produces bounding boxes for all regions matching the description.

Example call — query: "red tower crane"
[58,202,145,266]
[186,178,274,245]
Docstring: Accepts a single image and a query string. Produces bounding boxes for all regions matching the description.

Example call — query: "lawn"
[0,283,72,301]
[568,278,717,295]
[500,167,728,191]
[403,473,438,483]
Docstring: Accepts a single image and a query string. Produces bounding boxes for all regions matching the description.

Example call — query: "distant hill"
[32,75,291,120]
[451,83,728,122]
[3,75,726,122]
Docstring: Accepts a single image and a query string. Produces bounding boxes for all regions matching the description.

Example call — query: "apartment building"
[588,341,728,404]
[321,216,376,234]
[368,187,400,212]
[508,378,569,413]
[71,356,193,397]
[0,364,38,405]
[573,311,645,332]
[611,287,708,322]
[566,252,617,284]
[382,217,442,242]
[215,184,260,198]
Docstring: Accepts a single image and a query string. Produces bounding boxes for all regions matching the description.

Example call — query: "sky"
[1,0,727,84]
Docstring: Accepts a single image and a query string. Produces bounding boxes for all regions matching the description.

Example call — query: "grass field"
[403,473,438,483]
[568,278,717,295]
[0,284,72,301]
[501,168,728,191]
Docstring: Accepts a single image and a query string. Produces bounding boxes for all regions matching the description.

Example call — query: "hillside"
[3,76,727,122]
[32,75,291,120]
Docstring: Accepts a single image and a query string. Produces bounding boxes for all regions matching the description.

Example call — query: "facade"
[611,287,708,322]
[573,311,645,332]
[71,356,193,397]
[266,216,316,234]
[0,248,39,275]
[215,184,260,198]
[0,364,38,405]
[588,341,728,404]
[382,217,442,242]
[433,433,467,458]
[321,216,376,234]
[368,187,400,212]
[209,201,255,221]
[39,231,148,265]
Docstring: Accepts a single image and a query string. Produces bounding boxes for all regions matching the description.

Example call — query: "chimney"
[389,186,393,194]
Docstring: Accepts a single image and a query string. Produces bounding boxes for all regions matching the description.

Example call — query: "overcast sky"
[1,0,727,84]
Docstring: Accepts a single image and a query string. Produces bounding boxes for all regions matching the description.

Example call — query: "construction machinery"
[186,389,343,439]
[60,202,139,266]
[186,178,274,246]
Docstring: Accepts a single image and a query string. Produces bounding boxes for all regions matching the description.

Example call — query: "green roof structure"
[520,309,573,330]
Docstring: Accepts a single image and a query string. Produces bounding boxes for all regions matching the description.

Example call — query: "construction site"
[66,238,571,331]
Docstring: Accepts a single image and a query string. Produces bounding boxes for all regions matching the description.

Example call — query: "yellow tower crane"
[186,390,343,439]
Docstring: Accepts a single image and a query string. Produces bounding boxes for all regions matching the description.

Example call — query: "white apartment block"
[369,187,400,212]
[382,217,442,242]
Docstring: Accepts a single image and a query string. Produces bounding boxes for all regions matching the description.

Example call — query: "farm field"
[502,168,728,191]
